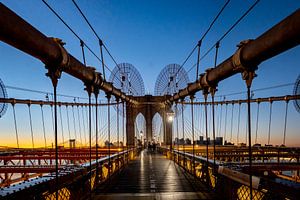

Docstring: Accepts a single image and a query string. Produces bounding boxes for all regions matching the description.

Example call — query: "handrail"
[158,146,300,199]
[0,97,120,106]
[0,148,136,198]
[179,94,300,105]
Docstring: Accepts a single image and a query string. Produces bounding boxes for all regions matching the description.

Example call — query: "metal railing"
[158,146,300,200]
[0,148,136,200]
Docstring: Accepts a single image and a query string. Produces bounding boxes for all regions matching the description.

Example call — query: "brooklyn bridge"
[0,1,299,199]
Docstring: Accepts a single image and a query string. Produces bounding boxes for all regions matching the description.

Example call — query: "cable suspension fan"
[0,78,8,118]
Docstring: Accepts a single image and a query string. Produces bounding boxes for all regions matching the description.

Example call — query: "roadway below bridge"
[93,149,216,200]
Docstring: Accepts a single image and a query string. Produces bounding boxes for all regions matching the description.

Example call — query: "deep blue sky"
[0,0,300,147]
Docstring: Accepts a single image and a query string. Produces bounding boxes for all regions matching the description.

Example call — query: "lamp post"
[140,130,143,149]
[166,108,175,151]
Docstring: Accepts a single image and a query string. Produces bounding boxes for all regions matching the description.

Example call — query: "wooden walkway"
[93,150,215,200]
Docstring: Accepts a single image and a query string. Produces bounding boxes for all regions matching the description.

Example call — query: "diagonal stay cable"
[71,0,140,95]
[162,0,230,93]
[43,1,138,95]
[41,0,116,76]
[176,0,260,85]
[71,1,119,68]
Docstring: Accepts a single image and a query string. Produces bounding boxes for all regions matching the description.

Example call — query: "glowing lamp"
[166,109,175,122]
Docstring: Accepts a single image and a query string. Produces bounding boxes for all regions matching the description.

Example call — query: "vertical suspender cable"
[107,94,111,179]
[80,40,86,147]
[224,103,228,143]
[211,92,216,172]
[230,103,234,142]
[181,99,186,166]
[246,85,253,200]
[12,103,20,149]
[53,83,59,200]
[176,103,179,152]
[283,100,289,145]
[40,105,47,148]
[211,41,219,173]
[126,104,129,163]
[255,102,260,144]
[218,102,223,137]
[245,110,248,144]
[95,91,99,184]
[80,40,92,197]
[66,106,71,142]
[122,101,125,153]
[59,105,64,145]
[86,106,89,145]
[116,100,120,170]
[77,105,82,146]
[200,104,204,138]
[163,106,167,148]
[267,101,273,145]
[51,104,55,138]
[81,105,87,146]
[215,104,219,137]
[237,102,241,144]
[190,95,195,174]
[208,104,211,138]
[72,105,78,145]
[199,104,202,138]
[87,91,92,199]
[28,104,34,149]
[203,91,209,185]
[91,103,96,147]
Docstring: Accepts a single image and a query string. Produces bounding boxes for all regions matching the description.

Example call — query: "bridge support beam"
[0,3,137,105]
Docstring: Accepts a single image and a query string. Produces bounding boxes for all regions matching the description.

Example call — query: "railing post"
[106,92,112,181]
[180,97,186,168]
[116,97,120,173]
[94,86,100,186]
[175,101,179,163]
[209,86,217,175]
[190,93,196,175]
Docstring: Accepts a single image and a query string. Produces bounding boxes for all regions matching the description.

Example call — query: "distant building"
[224,140,234,146]
[206,137,210,145]
[105,140,113,147]
[197,136,204,145]
[192,136,225,146]
[238,143,246,147]
[264,144,273,147]
[179,138,185,145]
[175,137,180,144]
[185,138,191,145]
[215,137,223,145]
[174,137,185,145]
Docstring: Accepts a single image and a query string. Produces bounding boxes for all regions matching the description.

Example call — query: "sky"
[0,0,300,147]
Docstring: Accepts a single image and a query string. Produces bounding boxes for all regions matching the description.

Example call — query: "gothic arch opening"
[152,112,163,145]
[135,112,146,146]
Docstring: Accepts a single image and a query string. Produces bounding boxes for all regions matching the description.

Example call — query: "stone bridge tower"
[126,95,173,146]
